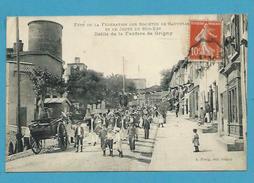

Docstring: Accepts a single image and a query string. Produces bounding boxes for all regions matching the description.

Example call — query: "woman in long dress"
[114,127,123,157]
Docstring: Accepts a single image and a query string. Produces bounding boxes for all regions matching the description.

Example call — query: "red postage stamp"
[189,20,222,61]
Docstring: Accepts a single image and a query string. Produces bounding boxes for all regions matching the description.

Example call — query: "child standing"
[192,129,200,152]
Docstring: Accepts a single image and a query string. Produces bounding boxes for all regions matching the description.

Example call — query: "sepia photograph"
[5,14,247,172]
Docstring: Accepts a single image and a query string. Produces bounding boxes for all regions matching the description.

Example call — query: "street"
[150,113,246,171]
[6,122,158,172]
[6,113,246,172]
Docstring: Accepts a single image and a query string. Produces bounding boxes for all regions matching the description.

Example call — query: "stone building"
[65,57,88,81]
[6,20,65,155]
[6,61,35,127]
[6,61,35,155]
[8,20,64,78]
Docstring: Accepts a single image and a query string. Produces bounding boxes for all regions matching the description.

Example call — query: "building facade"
[6,61,35,155]
[167,14,247,151]
[6,20,65,155]
[65,57,88,81]
[216,14,247,150]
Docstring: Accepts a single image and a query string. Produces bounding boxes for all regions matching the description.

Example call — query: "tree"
[160,69,173,91]
[66,69,106,110]
[104,74,136,108]
[28,67,65,119]
[67,71,137,110]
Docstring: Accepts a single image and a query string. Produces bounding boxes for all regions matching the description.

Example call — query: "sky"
[6,15,217,87]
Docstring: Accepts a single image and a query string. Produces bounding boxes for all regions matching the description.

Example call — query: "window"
[224,15,240,64]
[230,15,240,54]
[223,91,228,120]
[228,87,238,123]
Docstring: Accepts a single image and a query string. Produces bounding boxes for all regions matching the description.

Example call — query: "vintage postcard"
[5,14,247,172]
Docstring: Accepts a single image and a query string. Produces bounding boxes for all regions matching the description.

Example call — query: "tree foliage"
[67,71,137,109]
[28,67,65,118]
[104,74,136,108]
[160,68,172,91]
[67,69,106,107]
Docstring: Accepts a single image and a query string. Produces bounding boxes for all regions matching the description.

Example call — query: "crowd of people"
[74,105,165,157]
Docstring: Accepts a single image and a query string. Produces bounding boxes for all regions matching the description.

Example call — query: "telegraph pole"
[122,56,125,93]
[16,17,23,152]
[120,56,128,108]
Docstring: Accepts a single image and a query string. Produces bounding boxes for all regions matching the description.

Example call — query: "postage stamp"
[189,20,222,61]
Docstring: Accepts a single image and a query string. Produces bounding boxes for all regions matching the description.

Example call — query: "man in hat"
[175,102,180,117]
[143,114,150,139]
[133,111,140,141]
[75,121,84,152]
[128,123,136,151]
[106,125,114,156]
[99,125,107,156]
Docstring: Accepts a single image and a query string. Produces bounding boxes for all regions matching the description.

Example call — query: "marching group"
[74,105,165,157]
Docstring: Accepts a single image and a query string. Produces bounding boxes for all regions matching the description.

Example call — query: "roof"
[28,20,63,29]
[7,61,34,66]
[44,97,72,106]
[67,63,86,66]
[9,51,64,64]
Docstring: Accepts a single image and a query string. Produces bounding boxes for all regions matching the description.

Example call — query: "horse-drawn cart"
[28,115,68,154]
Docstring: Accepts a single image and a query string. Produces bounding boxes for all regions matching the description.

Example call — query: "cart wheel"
[57,123,68,151]
[30,137,42,154]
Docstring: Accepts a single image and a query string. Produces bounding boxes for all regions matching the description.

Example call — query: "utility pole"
[16,16,23,152]
[122,56,125,93]
[120,56,128,108]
